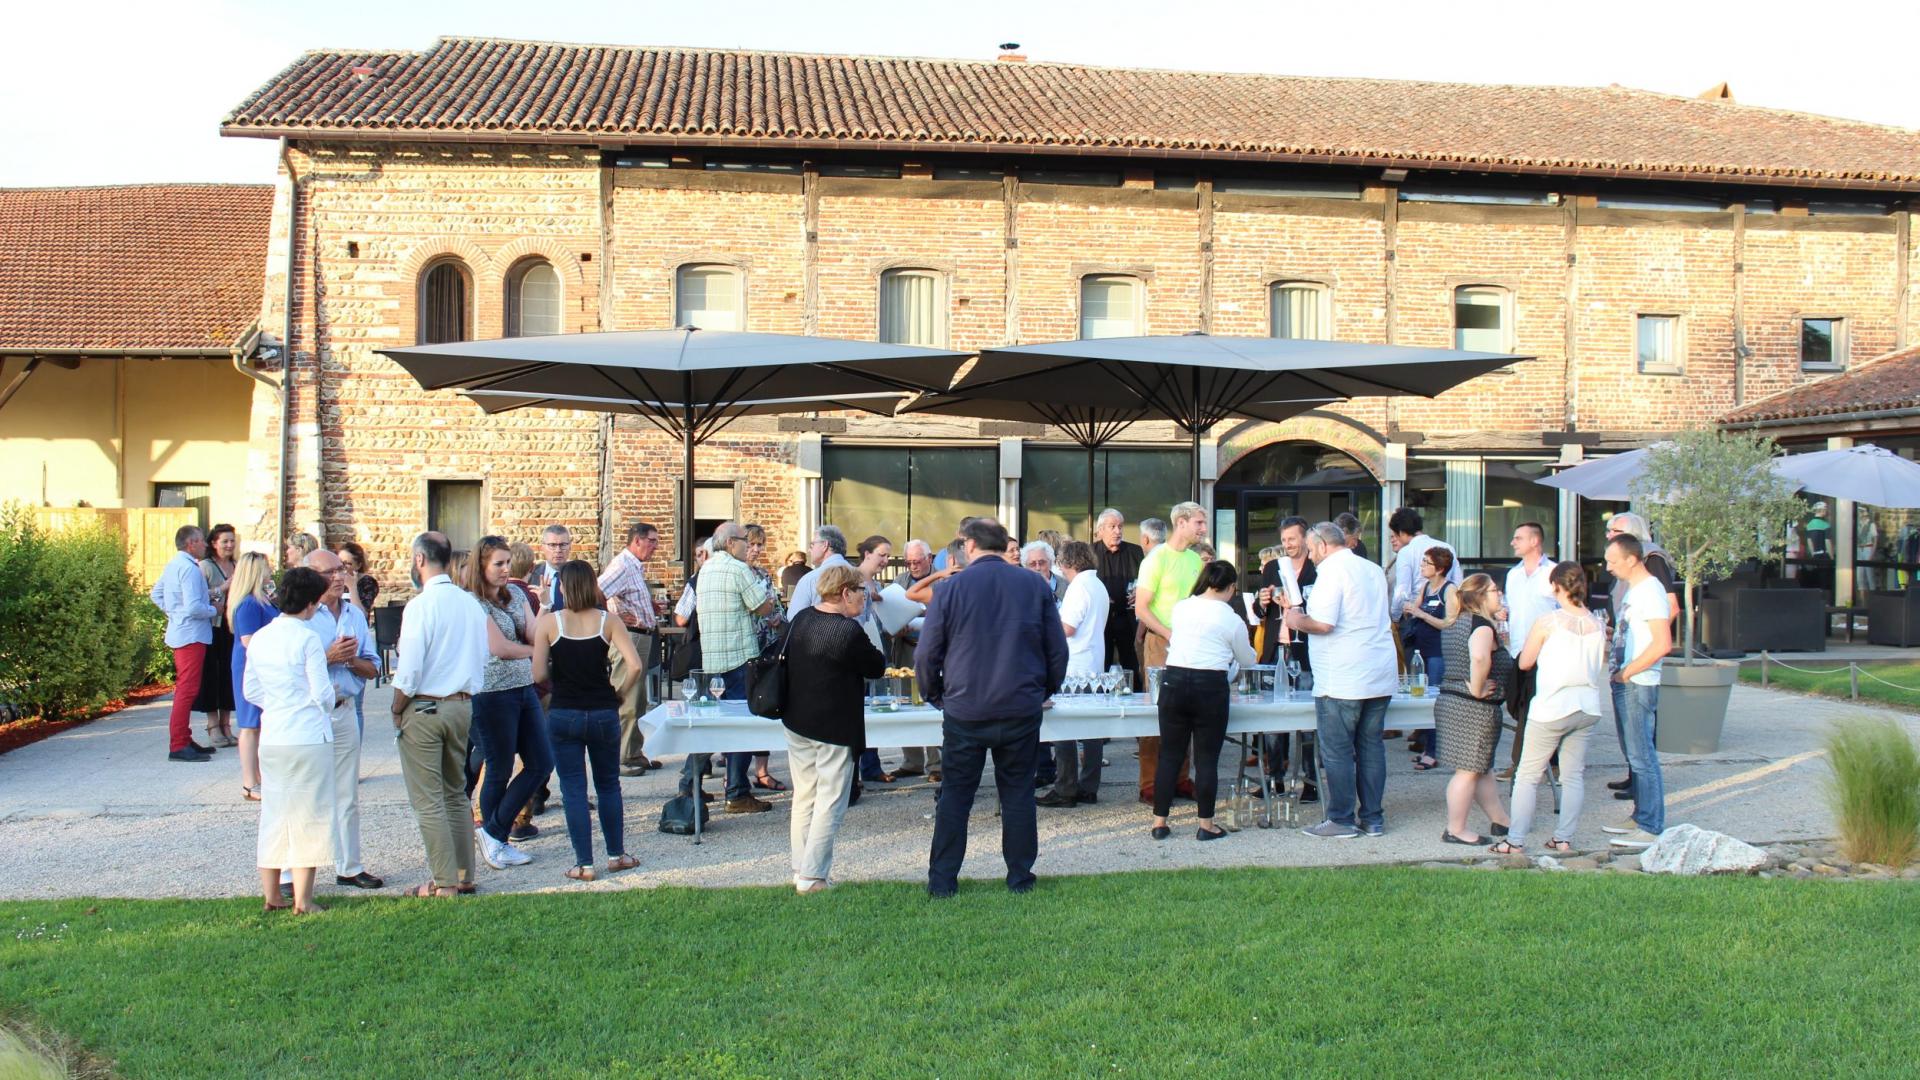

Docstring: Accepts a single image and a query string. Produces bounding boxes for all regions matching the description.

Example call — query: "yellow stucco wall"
[0,357,255,533]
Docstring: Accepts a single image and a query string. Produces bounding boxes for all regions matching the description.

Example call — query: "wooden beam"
[0,357,43,412]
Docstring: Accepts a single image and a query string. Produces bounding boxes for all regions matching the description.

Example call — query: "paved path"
[0,682,1907,900]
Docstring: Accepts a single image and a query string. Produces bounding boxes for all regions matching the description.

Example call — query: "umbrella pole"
[1189,427,1202,504]
[683,406,697,574]
[1086,444,1097,540]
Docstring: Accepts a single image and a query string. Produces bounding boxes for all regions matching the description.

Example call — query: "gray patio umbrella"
[380,328,971,568]
[937,333,1523,499]
[1772,444,1920,508]
[1537,447,1657,501]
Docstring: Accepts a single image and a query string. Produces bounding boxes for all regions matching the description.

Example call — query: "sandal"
[753,774,790,792]
[1489,839,1525,855]
[606,854,639,872]
[1411,757,1438,772]
[1543,839,1574,853]
[565,865,596,882]
[241,785,262,802]
[404,883,457,898]
[262,901,291,913]
[1441,830,1488,846]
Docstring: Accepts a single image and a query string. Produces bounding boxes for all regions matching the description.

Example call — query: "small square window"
[1801,318,1848,371]
[1637,315,1682,374]
[153,482,211,530]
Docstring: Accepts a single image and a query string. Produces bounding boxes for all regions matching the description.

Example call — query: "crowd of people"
[141,494,1683,905]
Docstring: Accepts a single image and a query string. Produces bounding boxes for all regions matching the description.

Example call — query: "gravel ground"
[0,683,1900,900]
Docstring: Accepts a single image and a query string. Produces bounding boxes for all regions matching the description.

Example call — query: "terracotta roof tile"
[0,184,272,354]
[223,38,1920,189]
[1722,345,1920,424]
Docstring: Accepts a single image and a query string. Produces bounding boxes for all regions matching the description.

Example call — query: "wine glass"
[708,675,726,703]
[680,677,697,708]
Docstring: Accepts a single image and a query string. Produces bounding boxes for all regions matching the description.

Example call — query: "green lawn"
[4,869,1919,1078]
[1741,658,1920,711]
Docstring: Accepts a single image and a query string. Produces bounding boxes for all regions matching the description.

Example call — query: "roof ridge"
[1604,83,1920,138]
[0,182,274,193]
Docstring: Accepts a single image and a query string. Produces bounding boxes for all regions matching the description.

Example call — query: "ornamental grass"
[1826,715,1920,868]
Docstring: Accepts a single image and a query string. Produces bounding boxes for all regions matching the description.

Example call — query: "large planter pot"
[1657,661,1737,754]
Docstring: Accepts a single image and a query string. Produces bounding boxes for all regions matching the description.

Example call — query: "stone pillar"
[1383,442,1407,560]
[998,438,1022,528]
[1199,437,1219,518]
[1830,435,1855,605]
[1556,443,1585,563]
[796,434,823,555]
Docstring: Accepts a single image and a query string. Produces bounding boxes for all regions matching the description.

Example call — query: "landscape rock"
[1637,824,1771,876]
[1561,856,1601,871]
[1536,855,1567,872]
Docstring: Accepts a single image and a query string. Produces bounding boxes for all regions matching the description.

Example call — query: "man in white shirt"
[151,525,217,762]
[1601,534,1673,850]
[390,531,489,896]
[1037,540,1111,809]
[1285,522,1400,839]
[304,549,384,890]
[1387,508,1462,615]
[598,522,662,776]
[1499,522,1558,776]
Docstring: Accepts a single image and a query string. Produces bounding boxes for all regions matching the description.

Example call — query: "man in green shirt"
[681,521,777,814]
[1132,501,1207,804]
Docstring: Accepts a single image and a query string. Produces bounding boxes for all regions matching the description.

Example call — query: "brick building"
[215,38,1920,593]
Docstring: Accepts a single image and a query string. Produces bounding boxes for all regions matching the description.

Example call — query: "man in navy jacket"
[916,517,1068,897]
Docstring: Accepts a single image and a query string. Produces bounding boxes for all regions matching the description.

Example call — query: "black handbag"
[657,793,710,835]
[746,626,793,719]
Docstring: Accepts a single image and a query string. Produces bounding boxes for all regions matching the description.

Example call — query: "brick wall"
[252,142,1917,596]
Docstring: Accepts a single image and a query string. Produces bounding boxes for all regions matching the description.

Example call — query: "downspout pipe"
[277,138,298,559]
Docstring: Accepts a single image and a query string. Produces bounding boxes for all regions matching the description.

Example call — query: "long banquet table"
[638,691,1437,842]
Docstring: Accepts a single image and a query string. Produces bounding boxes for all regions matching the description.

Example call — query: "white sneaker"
[495,841,532,866]
[1600,820,1637,835]
[1609,829,1661,848]
[477,828,505,869]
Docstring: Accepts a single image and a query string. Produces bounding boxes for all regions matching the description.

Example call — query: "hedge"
[0,506,168,722]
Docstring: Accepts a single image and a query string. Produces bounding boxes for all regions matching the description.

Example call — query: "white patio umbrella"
[1772,445,1920,508]
[1536,447,1658,501]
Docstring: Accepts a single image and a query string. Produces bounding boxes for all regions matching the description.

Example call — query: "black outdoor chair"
[372,602,404,684]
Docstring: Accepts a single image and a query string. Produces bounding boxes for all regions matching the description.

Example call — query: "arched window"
[1270,282,1330,340]
[675,264,743,331]
[879,269,946,346]
[1453,285,1513,353]
[506,259,562,337]
[419,259,470,344]
[1080,275,1143,339]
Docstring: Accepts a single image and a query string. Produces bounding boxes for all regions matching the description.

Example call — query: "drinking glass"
[708,675,726,703]
[680,677,698,707]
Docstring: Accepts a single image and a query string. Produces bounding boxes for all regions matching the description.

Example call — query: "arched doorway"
[1215,441,1382,575]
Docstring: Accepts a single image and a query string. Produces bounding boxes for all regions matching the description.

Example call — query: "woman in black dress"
[195,524,238,747]
[1433,573,1513,846]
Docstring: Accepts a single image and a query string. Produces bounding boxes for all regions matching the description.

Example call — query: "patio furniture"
[1826,605,1868,644]
[1866,589,1920,647]
[1698,582,1827,653]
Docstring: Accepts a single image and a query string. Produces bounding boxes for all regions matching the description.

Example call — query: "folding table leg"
[692,766,704,846]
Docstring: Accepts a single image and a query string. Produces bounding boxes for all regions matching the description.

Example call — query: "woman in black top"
[781,564,887,893]
[1400,545,1456,770]
[532,561,645,882]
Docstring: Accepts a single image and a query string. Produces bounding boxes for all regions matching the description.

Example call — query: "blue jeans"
[929,714,1041,895]
[472,684,554,844]
[548,706,624,866]
[1313,695,1389,830]
[1612,679,1664,833]
[679,664,752,801]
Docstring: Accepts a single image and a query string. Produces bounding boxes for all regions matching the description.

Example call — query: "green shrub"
[0,507,153,721]
[1825,716,1920,867]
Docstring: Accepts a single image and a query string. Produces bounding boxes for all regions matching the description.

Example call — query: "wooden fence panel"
[28,507,197,587]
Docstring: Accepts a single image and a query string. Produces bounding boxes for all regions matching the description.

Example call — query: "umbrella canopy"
[942,333,1523,499]
[1537,447,1656,501]
[1773,445,1920,508]
[380,328,971,568]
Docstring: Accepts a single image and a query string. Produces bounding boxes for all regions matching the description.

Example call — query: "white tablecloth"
[636,692,1436,756]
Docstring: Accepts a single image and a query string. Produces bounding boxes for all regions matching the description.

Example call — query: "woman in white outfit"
[246,567,338,914]
[1494,561,1607,855]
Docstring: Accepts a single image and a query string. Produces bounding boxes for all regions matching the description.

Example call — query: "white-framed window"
[506,259,562,337]
[675,264,743,331]
[1800,317,1848,371]
[1636,314,1682,375]
[879,269,946,346]
[1453,285,1513,353]
[1270,282,1330,340]
[418,258,471,344]
[1080,275,1143,339]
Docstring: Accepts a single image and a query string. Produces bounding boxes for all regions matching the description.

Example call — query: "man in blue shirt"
[304,549,385,889]
[915,517,1067,898]
[150,525,217,762]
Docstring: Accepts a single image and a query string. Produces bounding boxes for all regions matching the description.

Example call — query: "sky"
[2,0,1915,188]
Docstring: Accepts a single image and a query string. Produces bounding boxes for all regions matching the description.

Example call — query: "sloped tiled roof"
[1722,344,1920,424]
[0,184,272,354]
[222,37,1920,189]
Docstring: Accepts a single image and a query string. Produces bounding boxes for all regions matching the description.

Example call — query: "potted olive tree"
[1633,429,1804,752]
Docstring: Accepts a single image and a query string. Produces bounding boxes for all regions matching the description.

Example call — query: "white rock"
[1637,824,1770,875]
[1536,855,1567,872]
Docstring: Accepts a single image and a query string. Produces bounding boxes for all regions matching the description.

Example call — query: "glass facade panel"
[1403,459,1449,548]
[1021,447,1193,543]
[1482,460,1557,560]
[823,446,996,548]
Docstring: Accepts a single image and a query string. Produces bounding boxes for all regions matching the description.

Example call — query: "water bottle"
[1410,651,1427,697]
